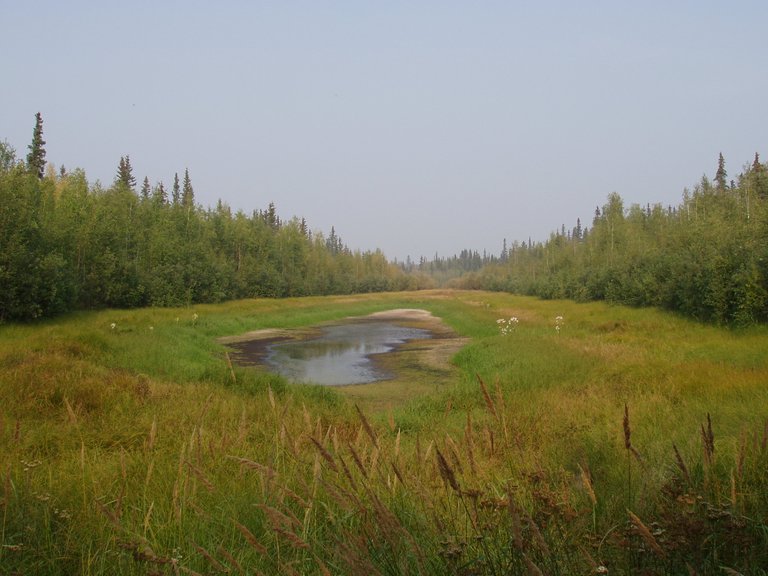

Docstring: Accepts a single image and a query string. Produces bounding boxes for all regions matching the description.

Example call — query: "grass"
[1,289,768,574]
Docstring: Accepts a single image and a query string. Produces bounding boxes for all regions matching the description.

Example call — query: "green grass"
[2,290,768,574]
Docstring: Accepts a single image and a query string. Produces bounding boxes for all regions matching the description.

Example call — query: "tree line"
[4,114,766,326]
[0,114,432,321]
[451,153,768,325]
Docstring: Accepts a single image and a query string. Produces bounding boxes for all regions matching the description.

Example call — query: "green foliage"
[181,168,194,207]
[0,130,425,320]
[455,153,768,326]
[114,156,136,190]
[25,112,46,179]
[0,139,16,172]
[171,172,180,205]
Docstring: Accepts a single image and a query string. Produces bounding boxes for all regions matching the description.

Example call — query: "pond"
[230,321,432,386]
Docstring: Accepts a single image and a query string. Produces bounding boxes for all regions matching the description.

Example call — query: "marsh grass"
[2,290,768,574]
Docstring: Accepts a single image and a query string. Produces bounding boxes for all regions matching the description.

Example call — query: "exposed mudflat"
[220,309,468,400]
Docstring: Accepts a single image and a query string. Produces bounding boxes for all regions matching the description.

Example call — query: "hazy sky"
[3,1,767,260]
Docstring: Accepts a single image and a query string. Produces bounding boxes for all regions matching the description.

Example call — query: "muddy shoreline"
[220,309,468,386]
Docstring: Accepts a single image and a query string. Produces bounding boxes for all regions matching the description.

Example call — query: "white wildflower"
[497,316,519,335]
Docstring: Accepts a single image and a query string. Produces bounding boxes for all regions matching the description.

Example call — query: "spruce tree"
[327,227,338,254]
[140,177,151,201]
[182,168,194,207]
[116,155,136,190]
[751,152,768,199]
[153,181,167,205]
[265,202,279,229]
[715,152,727,191]
[172,172,181,205]
[26,112,46,179]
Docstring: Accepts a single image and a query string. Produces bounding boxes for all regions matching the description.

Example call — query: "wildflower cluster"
[496,317,519,335]
[555,315,564,334]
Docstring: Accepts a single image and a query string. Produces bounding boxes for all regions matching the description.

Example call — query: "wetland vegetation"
[2,290,767,575]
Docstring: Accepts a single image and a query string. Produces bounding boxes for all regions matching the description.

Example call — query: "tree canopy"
[449,153,768,326]
[0,118,431,321]
[3,116,765,327]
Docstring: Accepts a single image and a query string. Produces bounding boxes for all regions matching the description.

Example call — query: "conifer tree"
[182,168,194,207]
[172,173,181,205]
[327,227,337,254]
[140,177,151,201]
[750,152,768,199]
[265,202,279,229]
[26,112,46,179]
[116,155,136,189]
[153,181,167,205]
[574,218,583,241]
[715,152,727,191]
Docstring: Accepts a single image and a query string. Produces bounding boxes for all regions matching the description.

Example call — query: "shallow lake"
[261,322,431,385]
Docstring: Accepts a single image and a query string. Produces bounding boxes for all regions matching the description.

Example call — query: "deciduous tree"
[0,140,16,172]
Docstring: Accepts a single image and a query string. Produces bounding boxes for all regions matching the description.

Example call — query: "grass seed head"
[627,509,665,558]
[623,404,631,450]
[435,447,459,492]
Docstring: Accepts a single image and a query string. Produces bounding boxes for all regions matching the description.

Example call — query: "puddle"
[229,321,432,386]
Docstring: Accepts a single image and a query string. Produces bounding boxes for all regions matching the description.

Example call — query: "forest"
[2,113,767,326]
[0,115,432,322]
[427,153,768,326]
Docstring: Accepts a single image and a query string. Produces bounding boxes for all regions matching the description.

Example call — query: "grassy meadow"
[1,289,767,575]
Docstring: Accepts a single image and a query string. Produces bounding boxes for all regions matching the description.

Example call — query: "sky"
[2,1,767,261]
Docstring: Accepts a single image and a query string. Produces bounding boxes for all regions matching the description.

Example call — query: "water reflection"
[265,322,431,385]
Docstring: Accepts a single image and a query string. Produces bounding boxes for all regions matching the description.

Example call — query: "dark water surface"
[262,322,431,385]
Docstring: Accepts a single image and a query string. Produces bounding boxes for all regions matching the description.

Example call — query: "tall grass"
[1,290,767,574]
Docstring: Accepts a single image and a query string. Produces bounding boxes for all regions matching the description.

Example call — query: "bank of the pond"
[220,308,469,408]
